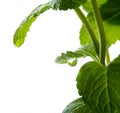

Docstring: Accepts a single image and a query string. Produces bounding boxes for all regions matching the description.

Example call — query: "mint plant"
[13,0,120,112]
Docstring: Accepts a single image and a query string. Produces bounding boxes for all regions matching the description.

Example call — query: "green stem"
[90,0,106,65]
[74,8,99,57]
[106,49,110,64]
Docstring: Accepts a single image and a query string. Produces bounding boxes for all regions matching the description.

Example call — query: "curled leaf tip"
[13,2,50,47]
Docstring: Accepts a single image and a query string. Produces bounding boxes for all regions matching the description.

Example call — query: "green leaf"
[76,55,120,113]
[55,44,98,66]
[100,0,120,20]
[50,0,87,10]
[82,0,107,13]
[79,13,95,45]
[68,59,77,67]
[80,0,120,46]
[62,97,98,113]
[13,2,50,47]
[80,12,120,47]
[82,0,120,19]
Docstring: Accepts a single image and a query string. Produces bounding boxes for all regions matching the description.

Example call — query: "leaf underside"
[50,0,87,10]
[76,55,120,113]
[55,44,97,66]
[13,2,50,47]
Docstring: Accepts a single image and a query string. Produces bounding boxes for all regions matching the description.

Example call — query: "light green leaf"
[55,44,98,66]
[76,55,120,113]
[50,0,87,10]
[62,97,98,113]
[82,0,107,13]
[80,12,120,47]
[79,13,96,45]
[13,2,50,47]
[68,59,77,67]
[55,53,69,64]
[80,0,120,46]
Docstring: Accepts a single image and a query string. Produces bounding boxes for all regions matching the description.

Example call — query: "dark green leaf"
[55,44,98,66]
[62,97,97,113]
[50,0,87,10]
[76,55,120,113]
[80,12,120,47]
[82,0,120,20]
[100,0,120,20]
[13,2,50,47]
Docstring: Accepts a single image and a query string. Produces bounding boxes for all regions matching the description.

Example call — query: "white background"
[0,0,119,113]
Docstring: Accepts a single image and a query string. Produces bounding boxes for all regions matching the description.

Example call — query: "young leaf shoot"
[13,0,120,112]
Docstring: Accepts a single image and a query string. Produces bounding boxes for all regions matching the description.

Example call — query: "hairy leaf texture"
[55,44,97,66]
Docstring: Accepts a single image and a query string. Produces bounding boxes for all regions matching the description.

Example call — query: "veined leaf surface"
[76,55,120,113]
[13,2,50,47]
[62,98,98,113]
[50,0,87,10]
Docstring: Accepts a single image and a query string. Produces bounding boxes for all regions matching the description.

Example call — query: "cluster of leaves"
[13,0,120,113]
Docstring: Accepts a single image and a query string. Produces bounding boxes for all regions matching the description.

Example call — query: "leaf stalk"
[74,8,99,57]
[106,49,110,64]
[90,0,106,65]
